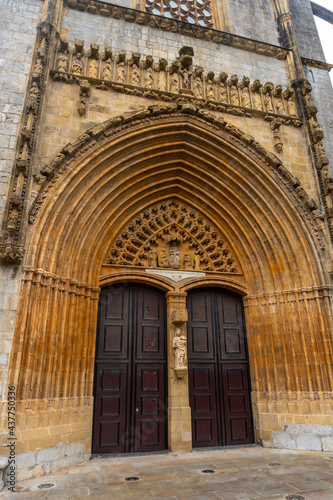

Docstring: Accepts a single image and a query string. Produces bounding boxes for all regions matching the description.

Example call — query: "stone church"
[0,0,333,479]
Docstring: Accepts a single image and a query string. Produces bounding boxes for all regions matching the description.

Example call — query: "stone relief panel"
[51,44,302,128]
[105,200,240,273]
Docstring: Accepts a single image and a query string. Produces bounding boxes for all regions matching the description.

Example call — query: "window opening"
[145,0,214,28]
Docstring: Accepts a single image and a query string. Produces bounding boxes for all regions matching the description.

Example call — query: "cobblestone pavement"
[1,446,333,499]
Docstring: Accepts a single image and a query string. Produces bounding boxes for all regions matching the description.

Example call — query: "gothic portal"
[1,0,333,480]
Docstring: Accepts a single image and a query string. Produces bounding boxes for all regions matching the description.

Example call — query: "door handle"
[136,408,139,413]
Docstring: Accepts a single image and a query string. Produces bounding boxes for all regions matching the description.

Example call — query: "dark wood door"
[93,283,167,454]
[187,288,253,448]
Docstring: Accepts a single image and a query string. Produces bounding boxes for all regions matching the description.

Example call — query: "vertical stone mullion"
[166,291,192,452]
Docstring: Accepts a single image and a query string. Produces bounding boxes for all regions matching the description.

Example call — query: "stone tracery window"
[145,0,214,27]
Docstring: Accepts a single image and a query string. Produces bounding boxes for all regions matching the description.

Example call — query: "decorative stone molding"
[28,104,325,253]
[145,0,213,28]
[301,57,333,72]
[171,309,188,323]
[63,0,289,60]
[0,458,8,492]
[51,44,301,126]
[0,21,57,264]
[106,199,240,273]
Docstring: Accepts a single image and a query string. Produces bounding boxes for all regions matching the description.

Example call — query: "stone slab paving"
[1,446,333,499]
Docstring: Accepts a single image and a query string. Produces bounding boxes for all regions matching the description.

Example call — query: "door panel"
[188,288,253,448]
[93,283,167,454]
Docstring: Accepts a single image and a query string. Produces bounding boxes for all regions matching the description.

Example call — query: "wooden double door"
[187,288,253,447]
[93,283,167,454]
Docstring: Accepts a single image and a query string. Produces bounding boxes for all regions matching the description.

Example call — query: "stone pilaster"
[166,291,192,452]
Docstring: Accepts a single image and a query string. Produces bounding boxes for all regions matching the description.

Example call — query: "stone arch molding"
[10,102,333,412]
[29,103,325,256]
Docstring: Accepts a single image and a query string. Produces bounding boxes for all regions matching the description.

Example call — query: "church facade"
[0,0,333,479]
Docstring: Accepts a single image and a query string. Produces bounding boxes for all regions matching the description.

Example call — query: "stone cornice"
[63,0,289,60]
[301,57,333,72]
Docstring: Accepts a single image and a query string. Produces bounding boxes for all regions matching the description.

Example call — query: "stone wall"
[0,0,41,424]
[226,0,280,46]
[290,0,325,61]
[60,10,290,84]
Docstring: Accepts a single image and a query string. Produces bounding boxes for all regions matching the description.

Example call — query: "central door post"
[166,291,192,452]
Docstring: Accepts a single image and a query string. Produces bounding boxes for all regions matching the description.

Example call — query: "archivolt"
[10,103,333,402]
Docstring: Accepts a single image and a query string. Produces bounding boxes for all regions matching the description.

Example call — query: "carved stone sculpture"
[228,75,239,106]
[88,59,98,78]
[206,72,215,101]
[57,51,68,72]
[173,328,187,368]
[102,58,112,80]
[263,82,274,112]
[72,53,83,75]
[170,72,179,93]
[144,66,154,88]
[218,72,228,103]
[273,85,285,114]
[131,64,140,86]
[240,76,250,108]
[284,87,296,117]
[116,61,126,83]
[251,80,262,110]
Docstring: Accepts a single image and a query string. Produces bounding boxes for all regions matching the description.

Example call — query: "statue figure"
[193,75,203,98]
[158,70,167,91]
[241,85,250,108]
[219,72,228,103]
[159,248,169,267]
[206,82,215,101]
[169,246,180,267]
[194,254,201,271]
[72,53,83,75]
[131,65,140,86]
[57,52,68,72]
[149,251,158,268]
[7,208,19,230]
[144,66,154,89]
[102,58,112,80]
[116,61,126,83]
[173,328,187,368]
[286,95,296,116]
[170,72,179,93]
[264,92,273,112]
[180,67,190,89]
[184,253,193,270]
[33,58,43,73]
[88,59,98,78]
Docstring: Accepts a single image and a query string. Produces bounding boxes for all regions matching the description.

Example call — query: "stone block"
[271,431,296,449]
[16,452,36,469]
[296,434,322,451]
[322,437,333,452]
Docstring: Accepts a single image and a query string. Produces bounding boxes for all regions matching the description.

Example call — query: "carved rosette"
[105,200,240,273]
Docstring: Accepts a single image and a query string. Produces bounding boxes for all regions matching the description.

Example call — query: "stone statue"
[264,92,273,112]
[33,58,43,73]
[206,82,215,101]
[144,66,154,89]
[102,58,112,80]
[286,95,296,116]
[170,72,179,93]
[173,328,187,368]
[57,52,68,72]
[158,70,167,91]
[241,86,250,108]
[159,248,169,267]
[194,254,201,271]
[72,53,83,75]
[149,251,158,268]
[193,75,203,98]
[88,59,98,78]
[131,65,140,86]
[169,246,180,267]
[184,253,193,270]
[116,61,126,83]
[180,67,190,89]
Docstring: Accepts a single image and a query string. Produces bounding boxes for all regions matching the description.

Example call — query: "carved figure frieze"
[105,199,240,273]
[51,43,302,126]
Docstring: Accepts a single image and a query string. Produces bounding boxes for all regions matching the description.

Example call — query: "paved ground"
[1,446,333,499]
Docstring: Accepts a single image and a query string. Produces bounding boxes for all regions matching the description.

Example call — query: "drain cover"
[38,483,55,489]
[269,462,282,467]
[124,476,140,482]
[201,469,215,474]
[285,496,305,500]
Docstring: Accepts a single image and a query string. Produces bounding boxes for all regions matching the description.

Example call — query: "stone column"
[166,291,192,452]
